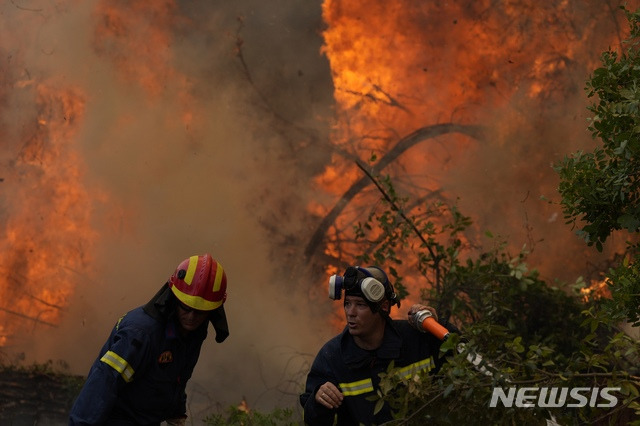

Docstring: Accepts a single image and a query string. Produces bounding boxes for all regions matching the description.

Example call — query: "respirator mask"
[328,266,398,307]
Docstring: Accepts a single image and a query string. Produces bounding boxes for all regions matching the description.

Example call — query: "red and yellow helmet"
[169,254,227,311]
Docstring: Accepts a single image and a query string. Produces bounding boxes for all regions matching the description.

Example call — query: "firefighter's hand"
[408,304,438,329]
[165,418,186,426]
[315,382,343,409]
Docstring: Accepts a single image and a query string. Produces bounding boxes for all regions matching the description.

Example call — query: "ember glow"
[581,279,612,303]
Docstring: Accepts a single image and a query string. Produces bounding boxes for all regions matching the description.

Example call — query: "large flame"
[0,0,637,417]
[314,0,636,317]
[0,0,188,349]
[0,82,95,347]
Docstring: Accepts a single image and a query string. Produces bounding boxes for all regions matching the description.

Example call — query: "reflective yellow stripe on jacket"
[339,378,374,396]
[100,350,135,382]
[396,357,435,380]
[338,357,434,396]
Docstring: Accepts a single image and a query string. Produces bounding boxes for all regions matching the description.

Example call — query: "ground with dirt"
[0,364,84,426]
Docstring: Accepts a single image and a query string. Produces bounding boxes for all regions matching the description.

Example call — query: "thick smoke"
[1,0,638,421]
[1,0,335,417]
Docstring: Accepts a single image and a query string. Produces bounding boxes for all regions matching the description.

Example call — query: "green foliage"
[354,177,640,424]
[347,7,640,424]
[202,8,640,424]
[554,4,640,329]
[203,406,297,426]
[555,6,640,251]
[351,159,639,423]
[603,250,640,326]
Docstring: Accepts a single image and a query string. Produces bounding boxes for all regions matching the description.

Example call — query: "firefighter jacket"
[300,318,450,426]
[69,284,228,426]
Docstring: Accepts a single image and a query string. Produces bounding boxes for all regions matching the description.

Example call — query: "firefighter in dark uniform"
[300,266,453,425]
[69,254,230,426]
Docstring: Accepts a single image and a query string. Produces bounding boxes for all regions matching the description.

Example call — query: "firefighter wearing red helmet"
[169,254,227,312]
[70,254,229,426]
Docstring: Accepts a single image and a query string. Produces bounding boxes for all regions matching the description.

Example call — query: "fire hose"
[411,310,564,425]
[413,309,494,376]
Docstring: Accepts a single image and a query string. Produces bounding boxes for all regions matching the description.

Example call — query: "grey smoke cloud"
[0,0,334,417]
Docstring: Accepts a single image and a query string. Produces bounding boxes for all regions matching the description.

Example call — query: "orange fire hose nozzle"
[413,309,450,341]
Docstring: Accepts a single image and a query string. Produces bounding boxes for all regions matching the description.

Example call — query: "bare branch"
[305,123,485,258]
[0,307,57,328]
[355,160,437,260]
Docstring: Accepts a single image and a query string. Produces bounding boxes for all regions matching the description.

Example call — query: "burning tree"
[314,6,640,425]
[306,0,638,305]
[302,1,640,424]
[0,81,96,348]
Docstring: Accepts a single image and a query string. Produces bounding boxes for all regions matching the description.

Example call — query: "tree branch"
[355,160,439,262]
[305,123,485,258]
[0,307,57,328]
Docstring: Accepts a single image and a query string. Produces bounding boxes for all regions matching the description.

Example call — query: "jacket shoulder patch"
[158,350,173,364]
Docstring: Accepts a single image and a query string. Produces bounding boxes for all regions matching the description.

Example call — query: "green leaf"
[374,398,385,415]
[618,214,640,232]
[443,384,454,398]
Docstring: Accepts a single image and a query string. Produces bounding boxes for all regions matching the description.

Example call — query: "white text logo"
[489,387,620,408]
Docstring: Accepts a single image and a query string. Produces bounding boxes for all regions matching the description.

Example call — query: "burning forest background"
[0,0,638,420]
